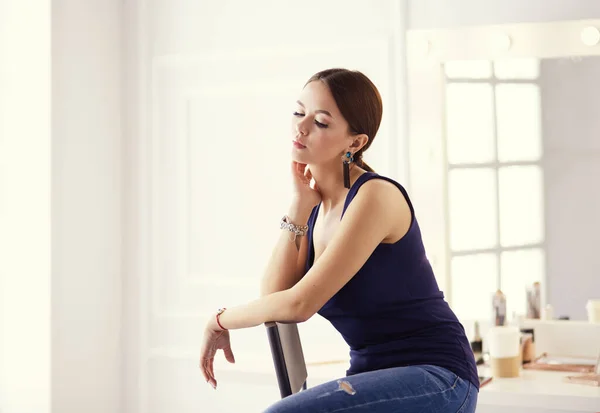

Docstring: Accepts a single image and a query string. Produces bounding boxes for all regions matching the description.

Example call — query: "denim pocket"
[419,364,460,393]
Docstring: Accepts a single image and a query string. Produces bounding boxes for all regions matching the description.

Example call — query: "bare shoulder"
[350,177,412,242]
[354,177,410,210]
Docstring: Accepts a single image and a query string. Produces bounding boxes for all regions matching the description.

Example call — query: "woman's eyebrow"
[296,100,333,118]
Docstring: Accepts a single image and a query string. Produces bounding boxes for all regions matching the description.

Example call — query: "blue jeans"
[263,364,478,413]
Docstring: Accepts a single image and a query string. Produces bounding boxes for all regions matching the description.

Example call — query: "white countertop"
[477,366,600,412]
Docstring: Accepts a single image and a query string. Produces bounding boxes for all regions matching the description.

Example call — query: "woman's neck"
[308,162,364,213]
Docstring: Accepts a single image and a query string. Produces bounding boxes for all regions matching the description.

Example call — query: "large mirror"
[442,55,599,322]
[406,20,600,324]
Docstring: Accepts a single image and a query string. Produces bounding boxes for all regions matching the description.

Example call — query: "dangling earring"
[343,151,354,189]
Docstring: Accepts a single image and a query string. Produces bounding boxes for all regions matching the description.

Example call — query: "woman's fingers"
[200,359,210,382]
[304,167,313,186]
[209,358,217,388]
[304,165,313,181]
[200,357,216,389]
[200,358,212,386]
[295,162,307,179]
[223,346,236,364]
[297,164,310,185]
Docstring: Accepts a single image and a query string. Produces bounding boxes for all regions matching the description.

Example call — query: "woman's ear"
[350,134,369,150]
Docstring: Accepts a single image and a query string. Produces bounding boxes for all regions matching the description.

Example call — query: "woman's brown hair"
[305,68,383,172]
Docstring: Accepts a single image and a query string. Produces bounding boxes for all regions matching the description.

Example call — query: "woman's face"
[290,80,354,165]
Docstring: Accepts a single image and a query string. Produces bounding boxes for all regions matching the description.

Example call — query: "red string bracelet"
[216,308,227,331]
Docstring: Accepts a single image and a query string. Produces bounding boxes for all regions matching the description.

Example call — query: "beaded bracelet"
[280,215,308,242]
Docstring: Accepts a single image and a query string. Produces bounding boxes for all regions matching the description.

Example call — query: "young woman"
[200,68,479,412]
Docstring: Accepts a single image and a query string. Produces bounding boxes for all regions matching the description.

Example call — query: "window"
[443,59,545,322]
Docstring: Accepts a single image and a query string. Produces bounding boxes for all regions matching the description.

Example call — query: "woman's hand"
[199,320,235,389]
[291,161,321,209]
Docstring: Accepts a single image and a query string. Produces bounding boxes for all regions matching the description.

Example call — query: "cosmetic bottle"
[493,290,507,326]
[471,321,484,365]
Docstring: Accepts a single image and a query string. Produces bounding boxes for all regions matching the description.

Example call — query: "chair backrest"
[265,322,308,398]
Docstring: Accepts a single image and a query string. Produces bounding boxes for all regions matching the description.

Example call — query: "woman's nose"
[296,119,308,135]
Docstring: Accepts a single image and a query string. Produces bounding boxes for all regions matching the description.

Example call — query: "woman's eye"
[293,111,328,128]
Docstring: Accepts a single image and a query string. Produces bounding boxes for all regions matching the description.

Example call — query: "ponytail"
[356,157,375,173]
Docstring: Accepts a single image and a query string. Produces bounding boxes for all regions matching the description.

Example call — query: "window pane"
[444,60,492,79]
[494,58,540,79]
[449,168,498,251]
[495,84,542,162]
[446,83,495,164]
[451,253,498,322]
[498,166,544,247]
[501,249,545,318]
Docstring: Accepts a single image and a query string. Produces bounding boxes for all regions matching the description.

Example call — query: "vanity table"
[477,367,600,413]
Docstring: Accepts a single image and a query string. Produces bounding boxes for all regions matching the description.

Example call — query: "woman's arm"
[259,201,312,296]
[215,179,410,330]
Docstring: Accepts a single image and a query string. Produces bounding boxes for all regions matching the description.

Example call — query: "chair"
[265,322,308,398]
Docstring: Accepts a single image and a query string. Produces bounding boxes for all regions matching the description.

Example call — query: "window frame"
[443,62,545,320]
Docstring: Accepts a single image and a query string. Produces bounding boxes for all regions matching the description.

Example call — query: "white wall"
[122,1,408,412]
[541,56,600,320]
[408,0,600,29]
[51,1,122,412]
[0,2,52,413]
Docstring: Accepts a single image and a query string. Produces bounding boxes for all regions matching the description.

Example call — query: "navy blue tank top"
[305,172,479,389]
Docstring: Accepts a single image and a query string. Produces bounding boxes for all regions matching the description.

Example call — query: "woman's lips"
[293,140,306,149]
